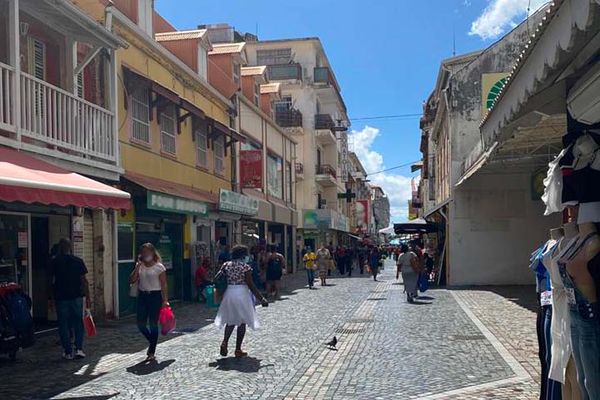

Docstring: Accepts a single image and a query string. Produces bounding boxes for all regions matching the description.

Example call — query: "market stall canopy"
[378,225,395,235]
[394,218,437,234]
[0,147,130,209]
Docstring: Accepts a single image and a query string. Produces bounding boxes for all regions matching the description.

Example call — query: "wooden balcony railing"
[18,72,116,162]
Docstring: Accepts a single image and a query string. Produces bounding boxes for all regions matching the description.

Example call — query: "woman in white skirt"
[215,245,269,358]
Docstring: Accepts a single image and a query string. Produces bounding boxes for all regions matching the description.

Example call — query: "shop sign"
[240,150,263,189]
[303,209,332,230]
[219,189,259,216]
[147,191,208,216]
[17,232,28,248]
[333,213,349,232]
[355,199,370,233]
[157,235,173,270]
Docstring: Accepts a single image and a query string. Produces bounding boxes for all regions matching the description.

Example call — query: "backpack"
[6,292,33,335]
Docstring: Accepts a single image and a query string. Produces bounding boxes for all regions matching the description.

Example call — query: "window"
[117,223,134,262]
[195,125,208,168]
[214,135,225,174]
[131,87,150,143]
[286,162,293,203]
[274,95,292,113]
[76,72,84,99]
[257,48,292,65]
[198,47,208,80]
[254,80,260,106]
[29,38,46,80]
[267,154,283,199]
[160,105,177,155]
[233,63,241,85]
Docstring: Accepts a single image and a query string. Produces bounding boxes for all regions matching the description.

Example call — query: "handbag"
[129,281,138,297]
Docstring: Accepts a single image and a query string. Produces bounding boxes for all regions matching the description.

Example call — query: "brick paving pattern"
[0,261,542,399]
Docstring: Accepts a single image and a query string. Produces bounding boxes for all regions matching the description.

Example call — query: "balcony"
[295,162,304,180]
[313,67,340,91]
[314,114,337,145]
[0,0,123,178]
[315,164,337,187]
[267,64,302,81]
[275,109,303,128]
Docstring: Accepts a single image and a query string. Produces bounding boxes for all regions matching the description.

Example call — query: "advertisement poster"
[72,215,84,259]
[240,150,263,189]
[355,199,370,233]
[157,236,173,270]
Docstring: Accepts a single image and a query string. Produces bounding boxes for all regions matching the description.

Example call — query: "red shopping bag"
[83,310,96,337]
[159,306,176,336]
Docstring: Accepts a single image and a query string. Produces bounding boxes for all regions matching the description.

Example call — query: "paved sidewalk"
[0,262,542,399]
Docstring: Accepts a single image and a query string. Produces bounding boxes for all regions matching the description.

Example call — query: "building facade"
[0,0,131,323]
[419,7,559,285]
[244,38,352,250]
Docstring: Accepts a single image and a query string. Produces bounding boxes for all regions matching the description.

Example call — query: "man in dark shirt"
[49,238,90,360]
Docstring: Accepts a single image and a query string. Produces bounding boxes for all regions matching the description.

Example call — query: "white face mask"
[143,255,154,263]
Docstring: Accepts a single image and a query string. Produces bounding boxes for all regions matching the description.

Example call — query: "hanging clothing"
[544,239,574,384]
[557,233,600,400]
[543,148,567,216]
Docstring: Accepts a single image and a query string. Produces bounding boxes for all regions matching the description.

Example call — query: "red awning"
[124,172,218,205]
[0,147,130,209]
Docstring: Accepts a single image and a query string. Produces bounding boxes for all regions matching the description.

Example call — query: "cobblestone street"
[0,260,541,400]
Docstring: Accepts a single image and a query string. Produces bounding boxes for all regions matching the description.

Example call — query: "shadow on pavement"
[450,285,537,312]
[126,359,175,375]
[208,357,273,373]
[53,394,120,400]
[415,295,435,301]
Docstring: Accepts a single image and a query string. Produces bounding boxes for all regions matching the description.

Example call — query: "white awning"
[455,142,498,187]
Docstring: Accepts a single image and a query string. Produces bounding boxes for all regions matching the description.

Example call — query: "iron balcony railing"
[316,164,337,179]
[315,114,335,130]
[267,63,302,81]
[275,109,303,128]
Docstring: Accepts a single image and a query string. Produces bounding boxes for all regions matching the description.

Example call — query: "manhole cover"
[335,328,366,334]
[449,335,486,341]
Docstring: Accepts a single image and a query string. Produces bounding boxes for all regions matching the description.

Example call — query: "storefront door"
[0,212,31,294]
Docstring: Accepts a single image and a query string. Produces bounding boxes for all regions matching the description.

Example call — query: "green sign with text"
[147,191,209,216]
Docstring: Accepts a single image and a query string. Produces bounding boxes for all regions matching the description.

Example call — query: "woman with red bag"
[129,243,169,362]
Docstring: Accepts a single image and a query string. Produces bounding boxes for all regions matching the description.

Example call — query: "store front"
[118,174,213,315]
[0,147,130,327]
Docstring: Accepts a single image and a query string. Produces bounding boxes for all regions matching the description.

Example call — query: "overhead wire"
[366,160,421,176]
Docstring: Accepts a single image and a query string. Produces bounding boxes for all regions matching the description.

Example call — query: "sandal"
[235,349,248,358]
[145,354,156,362]
[220,343,228,357]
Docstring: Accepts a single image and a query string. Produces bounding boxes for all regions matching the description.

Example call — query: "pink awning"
[0,147,130,209]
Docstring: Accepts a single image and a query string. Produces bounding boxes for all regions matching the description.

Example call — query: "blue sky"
[156,0,545,222]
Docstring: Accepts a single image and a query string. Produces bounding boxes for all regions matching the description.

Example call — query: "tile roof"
[241,66,267,76]
[209,42,246,55]
[155,29,207,41]
[260,83,281,94]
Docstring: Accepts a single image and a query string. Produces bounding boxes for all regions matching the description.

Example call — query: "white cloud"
[469,0,547,39]
[348,126,414,223]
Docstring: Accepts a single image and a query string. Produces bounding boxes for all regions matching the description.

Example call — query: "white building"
[245,38,352,249]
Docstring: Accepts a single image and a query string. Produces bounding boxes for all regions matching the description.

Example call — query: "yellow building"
[77,0,242,314]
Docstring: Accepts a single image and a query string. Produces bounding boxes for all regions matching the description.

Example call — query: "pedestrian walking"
[303,247,317,289]
[346,247,354,277]
[369,247,381,281]
[129,243,169,362]
[316,244,331,286]
[215,245,268,358]
[266,245,286,299]
[397,244,420,303]
[336,246,346,275]
[194,258,212,303]
[49,238,91,360]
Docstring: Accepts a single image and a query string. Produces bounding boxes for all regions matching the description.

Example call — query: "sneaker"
[74,350,86,359]
[62,352,74,360]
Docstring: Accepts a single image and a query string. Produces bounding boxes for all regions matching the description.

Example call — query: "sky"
[156,0,547,223]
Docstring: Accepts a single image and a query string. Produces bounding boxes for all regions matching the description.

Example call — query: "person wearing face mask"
[129,243,169,362]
